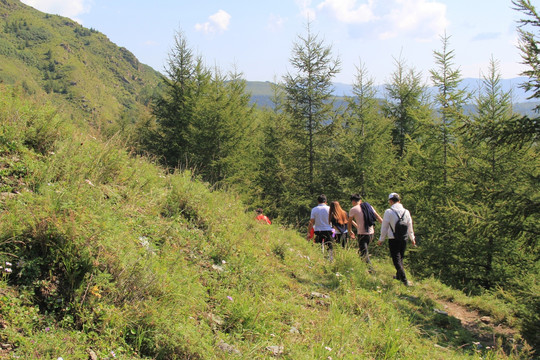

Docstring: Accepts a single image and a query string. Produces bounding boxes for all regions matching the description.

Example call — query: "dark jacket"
[361,202,377,233]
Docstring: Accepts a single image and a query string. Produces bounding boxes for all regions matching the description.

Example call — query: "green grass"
[0,0,161,134]
[0,85,533,359]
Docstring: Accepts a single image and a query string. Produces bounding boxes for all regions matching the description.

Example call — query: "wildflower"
[5,268,12,273]
[5,262,11,267]
[335,272,342,277]
[111,350,116,358]
[325,346,332,351]
[90,286,102,299]
[45,327,51,332]
[227,296,233,302]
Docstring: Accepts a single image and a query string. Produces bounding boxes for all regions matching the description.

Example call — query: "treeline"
[133,1,539,347]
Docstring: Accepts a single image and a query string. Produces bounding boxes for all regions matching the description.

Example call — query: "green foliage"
[146,30,259,196]
[0,0,160,135]
[282,22,341,196]
[1,85,533,359]
[0,0,537,356]
[382,57,432,159]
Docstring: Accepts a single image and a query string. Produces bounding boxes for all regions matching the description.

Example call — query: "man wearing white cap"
[377,192,416,286]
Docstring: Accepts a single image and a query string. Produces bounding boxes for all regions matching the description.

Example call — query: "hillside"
[0,85,534,359]
[0,0,161,132]
[0,1,537,358]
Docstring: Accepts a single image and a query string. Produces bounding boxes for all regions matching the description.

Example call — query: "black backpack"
[390,209,409,241]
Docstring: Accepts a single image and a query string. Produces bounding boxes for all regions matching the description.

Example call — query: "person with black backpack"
[377,193,416,286]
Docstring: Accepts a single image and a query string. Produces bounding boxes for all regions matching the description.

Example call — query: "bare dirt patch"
[435,297,517,347]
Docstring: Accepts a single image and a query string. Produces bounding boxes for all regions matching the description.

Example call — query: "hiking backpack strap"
[389,209,405,235]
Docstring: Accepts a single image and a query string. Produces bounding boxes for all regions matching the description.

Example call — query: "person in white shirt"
[377,192,416,286]
[307,194,334,260]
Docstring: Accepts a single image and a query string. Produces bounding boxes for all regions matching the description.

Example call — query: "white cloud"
[20,0,91,23]
[380,0,448,41]
[195,9,231,35]
[316,0,448,41]
[296,0,317,20]
[268,13,286,32]
[317,0,378,23]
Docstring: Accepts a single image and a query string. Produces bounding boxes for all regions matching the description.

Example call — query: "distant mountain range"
[245,78,540,116]
[332,77,533,103]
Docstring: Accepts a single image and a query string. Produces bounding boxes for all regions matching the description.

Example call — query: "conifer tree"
[150,30,209,168]
[188,68,256,186]
[436,59,537,293]
[339,62,393,199]
[253,84,301,222]
[282,23,341,196]
[382,57,431,159]
[429,33,469,186]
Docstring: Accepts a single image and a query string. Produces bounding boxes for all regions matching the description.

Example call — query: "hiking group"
[307,193,416,286]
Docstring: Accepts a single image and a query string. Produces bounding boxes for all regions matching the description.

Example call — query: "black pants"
[314,231,333,250]
[357,234,373,264]
[336,232,348,248]
[388,238,407,283]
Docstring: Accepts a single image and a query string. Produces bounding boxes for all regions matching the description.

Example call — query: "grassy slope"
[0,0,161,132]
[0,87,531,359]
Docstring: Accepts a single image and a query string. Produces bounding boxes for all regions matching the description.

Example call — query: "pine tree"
[150,30,209,169]
[382,57,431,159]
[282,23,341,196]
[186,68,256,186]
[339,61,394,199]
[429,33,469,186]
[446,58,537,292]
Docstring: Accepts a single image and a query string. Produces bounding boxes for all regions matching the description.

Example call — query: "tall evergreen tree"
[253,84,303,223]
[150,30,210,168]
[147,30,257,191]
[429,33,469,186]
[188,68,256,186]
[382,57,431,159]
[339,61,394,199]
[509,0,540,145]
[282,23,341,196]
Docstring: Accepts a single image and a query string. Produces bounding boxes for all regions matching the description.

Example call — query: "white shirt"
[379,203,415,242]
[310,203,333,231]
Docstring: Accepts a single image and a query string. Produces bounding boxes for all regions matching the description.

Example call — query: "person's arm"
[307,218,315,240]
[407,211,416,246]
[373,206,383,224]
[377,210,390,245]
[348,215,356,239]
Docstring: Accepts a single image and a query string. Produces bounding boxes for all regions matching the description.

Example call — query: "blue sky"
[20,0,528,85]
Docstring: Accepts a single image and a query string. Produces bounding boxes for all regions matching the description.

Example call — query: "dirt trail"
[434,296,517,347]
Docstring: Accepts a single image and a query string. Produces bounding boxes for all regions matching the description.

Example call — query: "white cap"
[388,192,400,200]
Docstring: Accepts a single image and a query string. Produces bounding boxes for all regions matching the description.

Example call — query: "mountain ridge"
[0,0,161,132]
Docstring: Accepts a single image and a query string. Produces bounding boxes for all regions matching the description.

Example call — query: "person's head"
[350,193,362,205]
[329,201,347,224]
[388,192,401,205]
[255,208,263,215]
[317,194,327,204]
